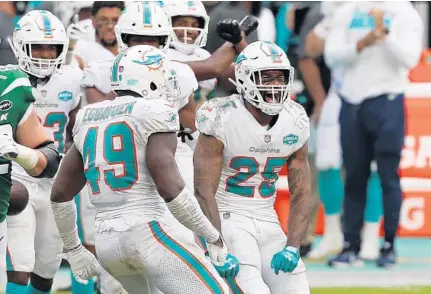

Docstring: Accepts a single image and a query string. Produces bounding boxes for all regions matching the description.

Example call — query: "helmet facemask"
[19,43,66,78]
[171,15,207,54]
[237,66,294,116]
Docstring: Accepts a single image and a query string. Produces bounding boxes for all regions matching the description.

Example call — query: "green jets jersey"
[0,65,36,222]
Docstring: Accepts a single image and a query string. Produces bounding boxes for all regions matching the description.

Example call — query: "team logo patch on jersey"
[58,91,72,101]
[264,134,271,143]
[196,113,208,124]
[283,134,298,145]
[166,111,177,123]
[0,100,12,111]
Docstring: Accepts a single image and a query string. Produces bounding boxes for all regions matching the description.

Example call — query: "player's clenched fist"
[207,238,240,278]
[216,19,242,45]
[271,246,300,275]
[59,244,102,284]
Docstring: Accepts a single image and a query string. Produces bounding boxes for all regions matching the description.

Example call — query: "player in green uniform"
[0,64,61,272]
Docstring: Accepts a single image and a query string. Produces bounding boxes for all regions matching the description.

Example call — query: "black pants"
[339,93,405,250]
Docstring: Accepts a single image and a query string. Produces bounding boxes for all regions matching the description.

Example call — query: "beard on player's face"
[100,38,117,47]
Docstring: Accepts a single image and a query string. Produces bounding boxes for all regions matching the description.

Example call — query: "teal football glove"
[212,253,240,279]
[207,238,240,278]
[271,246,300,275]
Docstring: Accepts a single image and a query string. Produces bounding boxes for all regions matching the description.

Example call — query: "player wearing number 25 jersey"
[194,41,311,294]
[5,10,82,293]
[51,45,234,294]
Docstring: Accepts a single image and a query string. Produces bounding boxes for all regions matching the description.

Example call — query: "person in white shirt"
[303,2,384,262]
[324,1,423,269]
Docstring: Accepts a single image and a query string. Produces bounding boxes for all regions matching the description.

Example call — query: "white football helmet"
[110,45,179,103]
[164,1,209,54]
[233,41,294,116]
[115,2,172,52]
[10,10,69,78]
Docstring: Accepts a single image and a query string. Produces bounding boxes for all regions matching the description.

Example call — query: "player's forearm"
[25,149,47,176]
[194,186,223,233]
[217,64,236,91]
[186,35,245,81]
[51,200,82,251]
[286,162,312,248]
[166,187,221,243]
[179,103,197,133]
[11,143,57,177]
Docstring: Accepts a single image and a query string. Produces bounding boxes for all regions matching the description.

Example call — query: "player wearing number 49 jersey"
[195,41,311,294]
[5,10,82,294]
[51,45,237,294]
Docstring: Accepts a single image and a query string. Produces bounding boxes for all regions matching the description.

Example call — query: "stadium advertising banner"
[275,83,431,237]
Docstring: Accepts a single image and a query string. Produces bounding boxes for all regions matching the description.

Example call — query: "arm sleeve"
[383,6,423,70]
[323,4,359,69]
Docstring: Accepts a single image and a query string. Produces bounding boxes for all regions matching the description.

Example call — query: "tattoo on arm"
[286,142,312,248]
[193,134,224,233]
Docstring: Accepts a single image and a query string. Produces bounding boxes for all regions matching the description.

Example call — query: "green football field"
[53,287,431,294]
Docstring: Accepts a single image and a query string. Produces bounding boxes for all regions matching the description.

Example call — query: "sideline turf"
[54,287,431,294]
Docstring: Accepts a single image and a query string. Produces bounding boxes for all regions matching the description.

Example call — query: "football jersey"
[0,65,36,222]
[73,39,116,69]
[196,95,310,223]
[12,65,83,184]
[73,97,180,228]
[166,47,217,94]
[81,58,198,110]
[166,47,214,157]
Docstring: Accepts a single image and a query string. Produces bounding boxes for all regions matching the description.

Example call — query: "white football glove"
[207,238,240,278]
[67,15,89,41]
[0,133,19,160]
[59,244,102,284]
[0,126,38,170]
[206,239,228,266]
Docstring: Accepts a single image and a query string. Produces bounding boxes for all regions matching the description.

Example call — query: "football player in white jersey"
[6,10,82,294]
[81,1,252,186]
[194,41,311,294]
[164,0,217,106]
[73,2,125,69]
[50,45,238,294]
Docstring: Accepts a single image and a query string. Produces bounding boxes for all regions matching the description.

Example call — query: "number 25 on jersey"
[226,156,286,198]
[82,122,138,194]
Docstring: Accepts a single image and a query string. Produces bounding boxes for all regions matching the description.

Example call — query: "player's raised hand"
[67,14,88,41]
[239,15,259,36]
[59,244,102,284]
[216,19,242,45]
[207,237,240,278]
[271,246,300,275]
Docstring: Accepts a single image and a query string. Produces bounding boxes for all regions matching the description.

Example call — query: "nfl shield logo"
[119,66,124,72]
[264,134,271,143]
[41,90,47,97]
